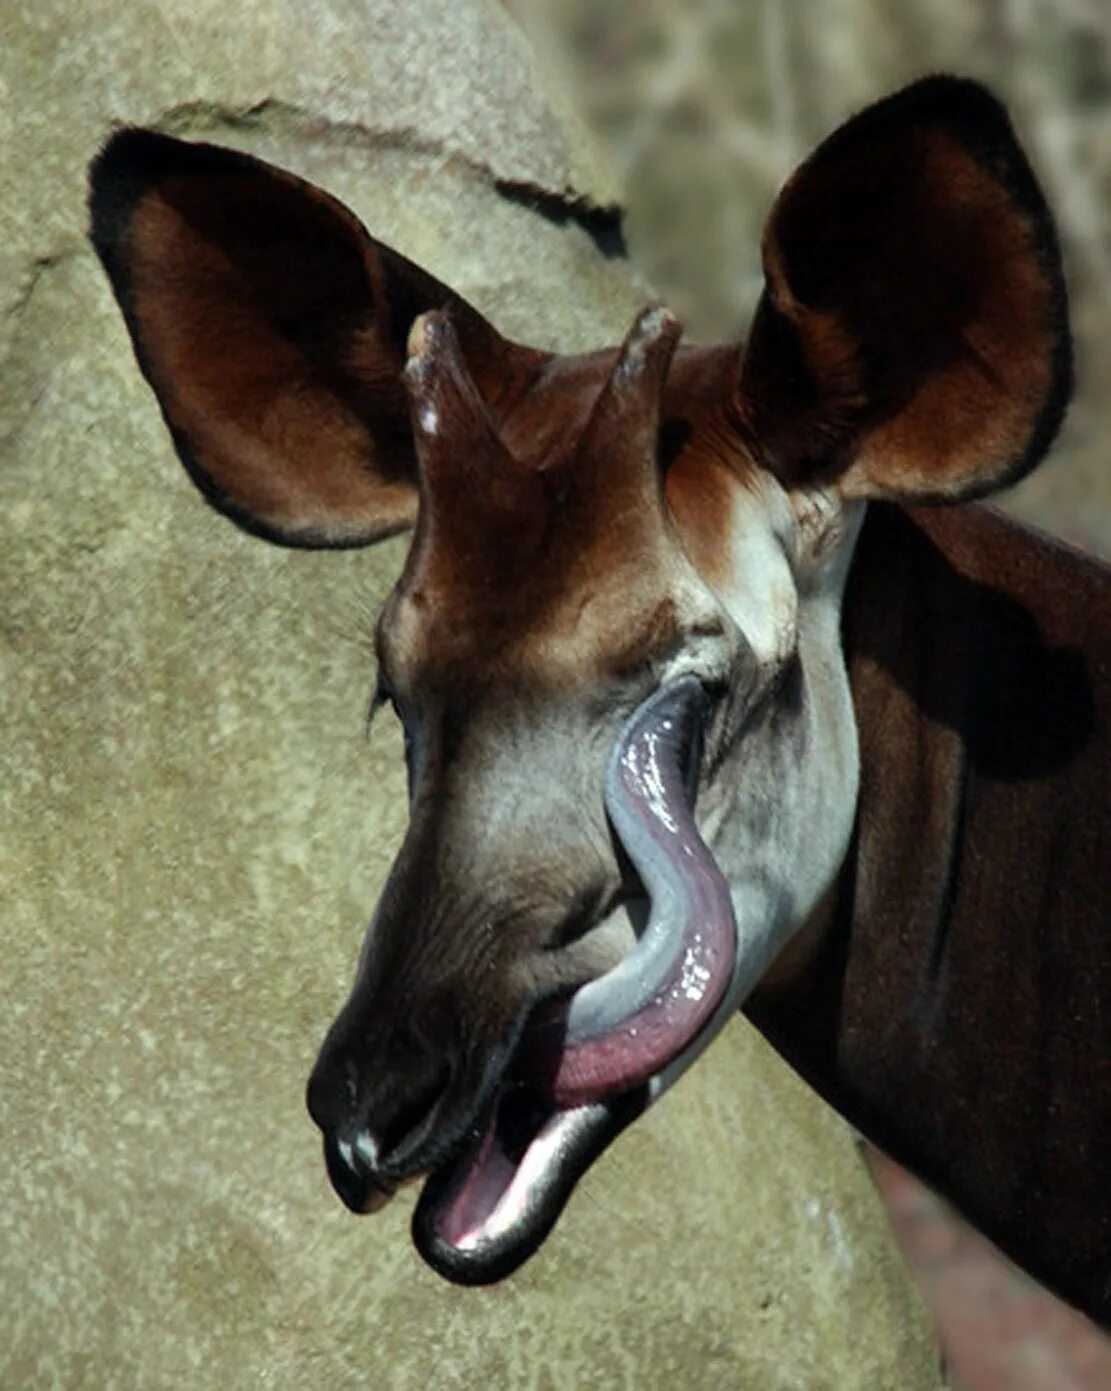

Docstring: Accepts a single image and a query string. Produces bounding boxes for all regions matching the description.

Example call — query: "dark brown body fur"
[749,501,1111,1323]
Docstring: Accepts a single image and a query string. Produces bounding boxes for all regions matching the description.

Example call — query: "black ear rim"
[759,75,1074,504]
[160,424,414,550]
[88,127,321,380]
[88,127,412,550]
[89,126,271,270]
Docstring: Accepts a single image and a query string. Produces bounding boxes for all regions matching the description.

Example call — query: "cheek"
[700,624,860,953]
[463,752,618,899]
[540,896,643,989]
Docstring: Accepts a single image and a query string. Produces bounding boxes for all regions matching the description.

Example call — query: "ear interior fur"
[88,129,541,548]
[736,77,1072,503]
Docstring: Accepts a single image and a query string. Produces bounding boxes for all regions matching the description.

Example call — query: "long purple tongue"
[534,677,738,1107]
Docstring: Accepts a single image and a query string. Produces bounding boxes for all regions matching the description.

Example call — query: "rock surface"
[0,2,942,1387]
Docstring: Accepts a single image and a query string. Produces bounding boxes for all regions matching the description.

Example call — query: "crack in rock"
[1,247,83,375]
[150,99,627,263]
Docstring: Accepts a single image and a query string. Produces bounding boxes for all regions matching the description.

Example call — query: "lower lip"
[433,1096,569,1251]
[413,1082,648,1285]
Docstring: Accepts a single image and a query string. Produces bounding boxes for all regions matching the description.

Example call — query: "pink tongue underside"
[435,678,739,1250]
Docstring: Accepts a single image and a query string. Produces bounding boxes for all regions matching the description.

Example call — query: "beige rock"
[0,2,942,1387]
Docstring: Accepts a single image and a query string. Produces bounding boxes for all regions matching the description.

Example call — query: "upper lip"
[321,1003,537,1194]
[320,964,604,1209]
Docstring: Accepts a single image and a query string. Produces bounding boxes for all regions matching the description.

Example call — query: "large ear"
[736,77,1072,502]
[88,130,545,547]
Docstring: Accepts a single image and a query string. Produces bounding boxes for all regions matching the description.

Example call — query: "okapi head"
[89,76,1069,1283]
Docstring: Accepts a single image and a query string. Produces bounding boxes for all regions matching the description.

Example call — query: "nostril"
[353,1128,380,1172]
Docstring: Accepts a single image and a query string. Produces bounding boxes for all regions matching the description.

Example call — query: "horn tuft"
[571,304,682,509]
[612,305,681,390]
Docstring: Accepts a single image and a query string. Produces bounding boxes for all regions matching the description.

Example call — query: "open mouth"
[411,1072,646,1284]
[393,676,741,1283]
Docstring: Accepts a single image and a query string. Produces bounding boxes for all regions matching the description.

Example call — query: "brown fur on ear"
[736,77,1072,503]
[88,129,545,547]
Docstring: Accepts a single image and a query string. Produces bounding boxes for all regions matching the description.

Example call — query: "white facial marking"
[713,478,799,674]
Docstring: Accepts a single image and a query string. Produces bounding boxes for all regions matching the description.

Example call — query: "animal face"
[89,76,1069,1281]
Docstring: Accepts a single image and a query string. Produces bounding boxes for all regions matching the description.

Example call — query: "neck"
[746,501,1111,1327]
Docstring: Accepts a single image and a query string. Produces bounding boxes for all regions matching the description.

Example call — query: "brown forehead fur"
[380,343,757,697]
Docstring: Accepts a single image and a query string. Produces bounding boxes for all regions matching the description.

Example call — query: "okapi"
[88,77,1110,1322]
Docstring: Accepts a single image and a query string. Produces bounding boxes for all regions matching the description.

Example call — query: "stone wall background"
[0,3,943,1388]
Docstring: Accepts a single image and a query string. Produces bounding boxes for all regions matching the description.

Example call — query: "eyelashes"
[370,670,394,719]
[366,673,390,735]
